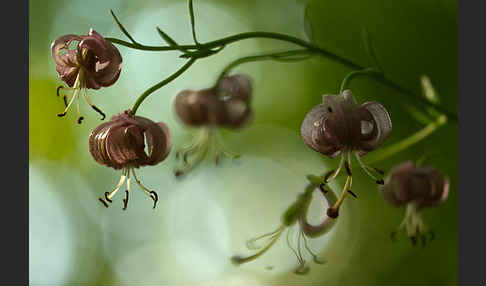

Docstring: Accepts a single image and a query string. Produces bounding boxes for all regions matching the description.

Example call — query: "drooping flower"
[231,176,337,275]
[173,74,252,176]
[51,28,122,123]
[301,89,392,218]
[89,110,171,210]
[381,161,449,245]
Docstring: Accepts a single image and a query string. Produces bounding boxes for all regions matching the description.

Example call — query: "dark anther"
[63,96,68,107]
[91,105,106,120]
[149,191,158,209]
[326,208,339,218]
[323,169,335,183]
[390,231,397,242]
[174,170,184,177]
[77,116,84,124]
[327,107,333,112]
[410,236,417,246]
[57,112,67,117]
[376,179,385,185]
[319,183,328,193]
[104,192,112,203]
[348,189,358,198]
[56,85,63,97]
[345,161,352,176]
[373,167,385,175]
[99,198,109,208]
[122,190,129,210]
[421,235,427,247]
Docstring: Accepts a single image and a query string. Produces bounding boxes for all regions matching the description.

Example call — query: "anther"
[319,183,328,193]
[150,191,158,209]
[104,192,112,203]
[323,169,335,183]
[345,161,352,176]
[77,116,84,124]
[99,198,109,208]
[373,167,385,175]
[56,85,63,97]
[348,189,358,198]
[376,179,384,185]
[174,170,184,177]
[57,112,67,117]
[91,105,106,120]
[410,236,417,246]
[122,190,129,210]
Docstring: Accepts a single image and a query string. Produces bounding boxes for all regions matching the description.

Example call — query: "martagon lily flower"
[51,28,122,124]
[381,161,449,245]
[173,74,252,176]
[89,110,171,210]
[231,177,338,275]
[301,89,392,218]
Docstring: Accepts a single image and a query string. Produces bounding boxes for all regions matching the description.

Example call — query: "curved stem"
[107,12,457,121]
[365,114,448,164]
[215,49,314,84]
[339,67,381,93]
[130,58,197,115]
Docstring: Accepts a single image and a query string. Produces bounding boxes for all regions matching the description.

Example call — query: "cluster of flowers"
[51,28,450,273]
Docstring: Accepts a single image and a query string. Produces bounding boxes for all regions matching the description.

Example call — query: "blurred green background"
[29,0,457,285]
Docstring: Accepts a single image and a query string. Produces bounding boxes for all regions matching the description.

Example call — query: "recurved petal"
[79,29,123,88]
[356,101,392,155]
[301,104,341,157]
[381,161,415,206]
[51,34,81,66]
[217,74,252,102]
[130,116,172,166]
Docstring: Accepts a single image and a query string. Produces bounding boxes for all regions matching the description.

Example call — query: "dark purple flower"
[381,161,449,245]
[173,74,252,177]
[300,90,392,218]
[89,110,171,210]
[175,74,252,129]
[51,29,122,123]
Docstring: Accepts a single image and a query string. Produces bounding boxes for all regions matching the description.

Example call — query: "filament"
[246,226,284,250]
[131,169,159,208]
[302,231,325,264]
[105,169,127,201]
[231,225,285,265]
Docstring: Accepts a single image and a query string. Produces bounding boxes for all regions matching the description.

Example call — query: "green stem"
[339,67,381,93]
[108,9,457,121]
[130,58,197,115]
[365,114,448,164]
[215,49,314,84]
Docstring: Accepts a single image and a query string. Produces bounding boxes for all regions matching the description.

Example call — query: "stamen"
[348,189,358,198]
[122,171,131,210]
[354,152,384,184]
[131,169,159,209]
[302,231,325,264]
[82,89,106,120]
[231,225,285,265]
[57,89,78,117]
[286,227,302,264]
[77,117,84,124]
[99,170,127,208]
[246,226,284,250]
